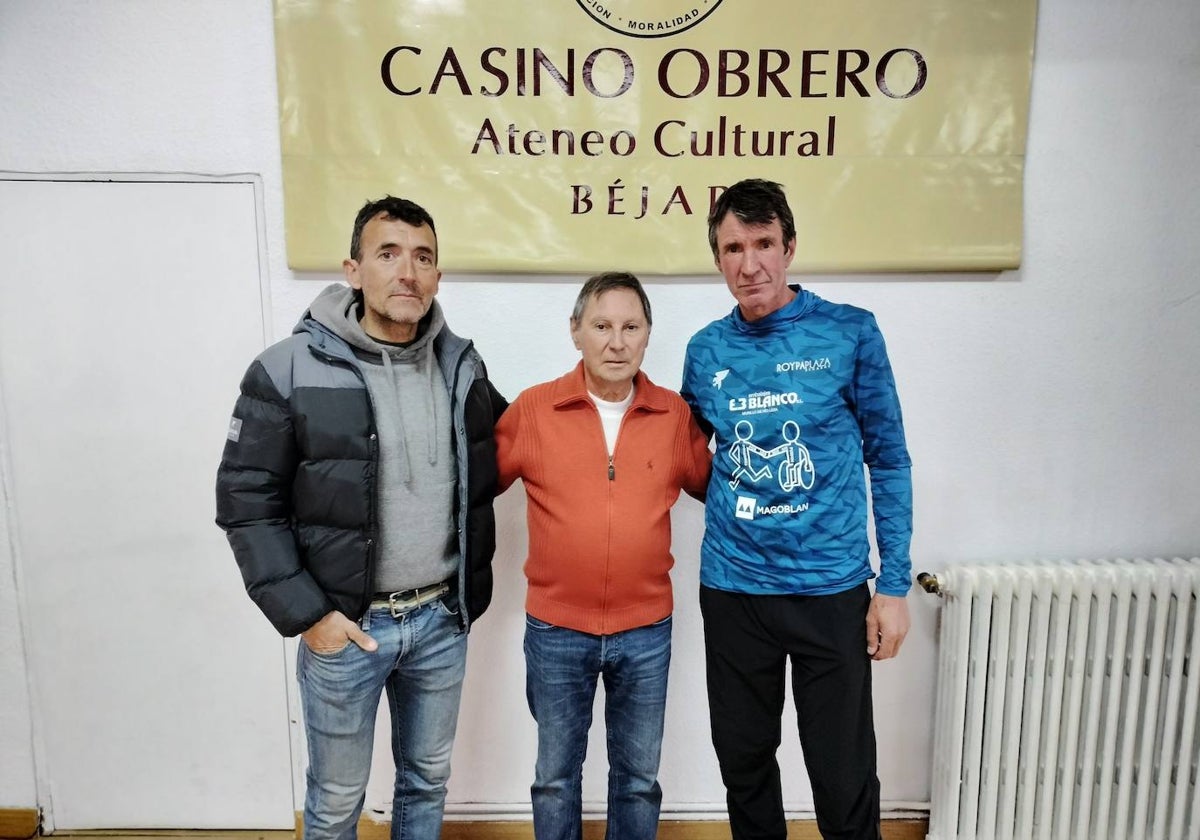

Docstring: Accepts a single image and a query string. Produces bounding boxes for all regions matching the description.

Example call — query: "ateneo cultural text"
[378,44,928,216]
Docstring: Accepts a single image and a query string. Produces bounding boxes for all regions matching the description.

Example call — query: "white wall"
[2,0,1198,822]
[0,446,38,807]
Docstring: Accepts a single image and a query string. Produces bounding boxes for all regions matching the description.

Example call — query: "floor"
[38,820,930,840]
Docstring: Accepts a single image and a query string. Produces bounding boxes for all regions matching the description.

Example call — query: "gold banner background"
[275,1,1037,273]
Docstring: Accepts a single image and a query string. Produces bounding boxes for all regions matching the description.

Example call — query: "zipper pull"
[608,455,615,481]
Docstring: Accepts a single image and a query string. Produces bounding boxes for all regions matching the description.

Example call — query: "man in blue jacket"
[216,196,506,840]
[681,179,913,840]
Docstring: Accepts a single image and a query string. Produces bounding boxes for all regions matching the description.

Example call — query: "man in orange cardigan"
[495,272,711,840]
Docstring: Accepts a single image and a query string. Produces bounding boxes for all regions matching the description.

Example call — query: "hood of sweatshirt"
[305,282,445,356]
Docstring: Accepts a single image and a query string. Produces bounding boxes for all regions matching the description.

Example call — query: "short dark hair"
[349,196,438,262]
[706,179,797,257]
[571,271,652,327]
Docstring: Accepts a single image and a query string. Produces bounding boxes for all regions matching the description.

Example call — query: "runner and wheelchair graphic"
[727,419,815,492]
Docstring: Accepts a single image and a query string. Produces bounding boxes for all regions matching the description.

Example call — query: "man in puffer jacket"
[216,196,506,840]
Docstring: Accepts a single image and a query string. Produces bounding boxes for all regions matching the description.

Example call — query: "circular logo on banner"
[574,0,725,38]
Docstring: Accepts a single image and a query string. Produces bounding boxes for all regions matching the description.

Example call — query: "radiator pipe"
[916,572,942,595]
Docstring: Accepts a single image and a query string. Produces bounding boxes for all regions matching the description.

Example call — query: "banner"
[274,1,1038,274]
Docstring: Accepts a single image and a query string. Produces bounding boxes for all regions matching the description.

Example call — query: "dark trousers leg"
[701,584,881,840]
[787,585,880,840]
[700,586,788,840]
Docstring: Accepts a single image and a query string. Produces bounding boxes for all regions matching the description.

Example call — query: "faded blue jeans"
[297,597,466,840]
[524,614,672,840]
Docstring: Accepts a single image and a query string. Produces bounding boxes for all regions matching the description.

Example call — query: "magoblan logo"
[574,0,725,38]
[735,495,756,520]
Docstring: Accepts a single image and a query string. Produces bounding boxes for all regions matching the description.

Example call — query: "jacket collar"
[551,361,669,413]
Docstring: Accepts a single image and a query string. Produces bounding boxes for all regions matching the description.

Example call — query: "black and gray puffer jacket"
[215,295,507,637]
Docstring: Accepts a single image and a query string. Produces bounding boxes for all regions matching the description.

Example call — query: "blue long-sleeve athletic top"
[681,287,913,597]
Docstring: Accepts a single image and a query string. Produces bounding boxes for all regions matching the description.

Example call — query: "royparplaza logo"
[575,0,725,38]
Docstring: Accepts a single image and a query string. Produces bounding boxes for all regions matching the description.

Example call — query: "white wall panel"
[0,179,292,829]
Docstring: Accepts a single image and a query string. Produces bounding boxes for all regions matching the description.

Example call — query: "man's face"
[570,288,650,401]
[713,213,796,322]
[343,213,441,343]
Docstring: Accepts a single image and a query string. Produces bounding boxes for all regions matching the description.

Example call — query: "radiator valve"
[917,572,942,595]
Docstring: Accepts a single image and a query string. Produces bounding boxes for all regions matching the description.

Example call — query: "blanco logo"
[735,495,756,520]
[227,417,243,443]
[712,369,730,389]
[729,391,801,412]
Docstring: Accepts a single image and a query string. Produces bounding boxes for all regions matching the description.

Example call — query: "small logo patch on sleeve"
[227,417,243,442]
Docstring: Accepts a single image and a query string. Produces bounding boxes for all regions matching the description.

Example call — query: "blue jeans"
[524,614,672,840]
[297,597,467,840]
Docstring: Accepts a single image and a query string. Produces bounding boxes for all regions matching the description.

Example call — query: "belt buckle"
[387,582,448,618]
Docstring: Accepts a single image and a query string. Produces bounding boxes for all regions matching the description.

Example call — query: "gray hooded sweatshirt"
[309,283,459,593]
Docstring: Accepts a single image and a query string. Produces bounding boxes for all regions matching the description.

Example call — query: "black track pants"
[700,584,881,840]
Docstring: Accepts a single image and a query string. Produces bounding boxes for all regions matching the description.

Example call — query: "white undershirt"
[589,384,635,455]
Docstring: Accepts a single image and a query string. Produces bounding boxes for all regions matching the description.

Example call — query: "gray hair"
[571,272,652,326]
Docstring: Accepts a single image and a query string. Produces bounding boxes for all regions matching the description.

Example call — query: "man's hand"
[301,610,378,655]
[866,593,910,660]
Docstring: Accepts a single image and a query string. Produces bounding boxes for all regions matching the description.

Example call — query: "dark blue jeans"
[523,614,672,840]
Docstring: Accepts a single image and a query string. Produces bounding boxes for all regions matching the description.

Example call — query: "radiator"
[921,558,1200,840]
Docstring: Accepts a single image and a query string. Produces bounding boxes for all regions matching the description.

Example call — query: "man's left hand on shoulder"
[866,592,910,661]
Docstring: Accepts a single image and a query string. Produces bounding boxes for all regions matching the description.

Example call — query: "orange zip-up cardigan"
[495,363,712,635]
